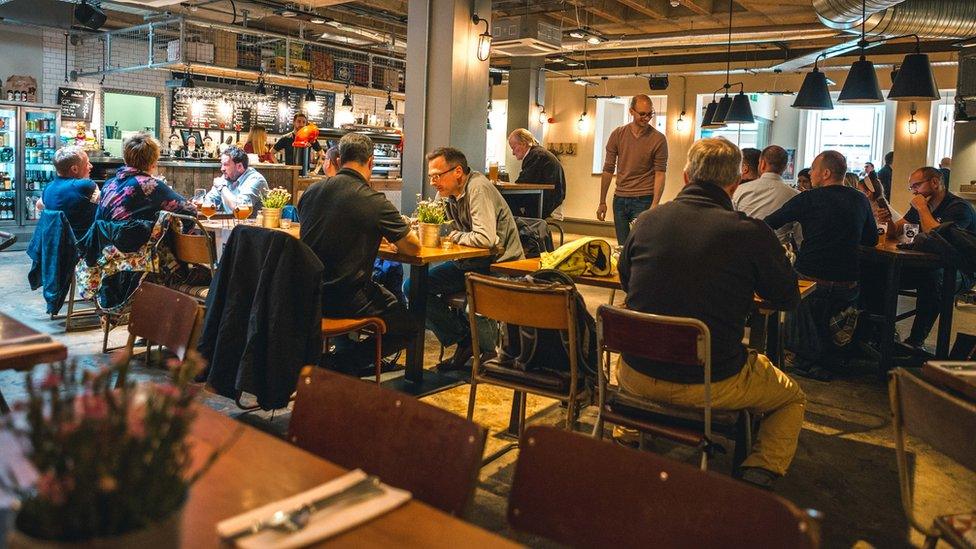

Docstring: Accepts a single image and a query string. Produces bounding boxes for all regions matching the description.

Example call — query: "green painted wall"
[104,92,158,136]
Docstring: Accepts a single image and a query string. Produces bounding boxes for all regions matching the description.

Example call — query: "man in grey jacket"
[405,146,524,370]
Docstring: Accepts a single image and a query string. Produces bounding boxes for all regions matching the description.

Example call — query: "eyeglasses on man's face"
[908,178,932,191]
[428,165,459,182]
[632,110,655,119]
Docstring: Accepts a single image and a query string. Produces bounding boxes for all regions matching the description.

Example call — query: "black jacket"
[619,182,799,383]
[199,225,323,410]
[516,145,566,219]
[27,210,80,315]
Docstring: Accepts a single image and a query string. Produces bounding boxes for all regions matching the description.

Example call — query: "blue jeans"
[402,261,497,349]
[612,195,653,244]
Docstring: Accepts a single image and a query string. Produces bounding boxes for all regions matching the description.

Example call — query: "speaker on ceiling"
[648,75,669,90]
[75,0,106,31]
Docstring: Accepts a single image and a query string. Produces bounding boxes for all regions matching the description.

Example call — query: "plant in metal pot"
[413,194,447,247]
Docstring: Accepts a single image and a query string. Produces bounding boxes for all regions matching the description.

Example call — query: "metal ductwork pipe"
[814,0,976,39]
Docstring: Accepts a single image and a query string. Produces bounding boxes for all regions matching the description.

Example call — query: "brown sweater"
[602,123,668,197]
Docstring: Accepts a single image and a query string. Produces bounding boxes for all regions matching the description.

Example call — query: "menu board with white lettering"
[170,87,334,135]
[58,87,96,122]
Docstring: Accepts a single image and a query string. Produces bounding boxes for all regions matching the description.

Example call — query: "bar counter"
[155,160,301,198]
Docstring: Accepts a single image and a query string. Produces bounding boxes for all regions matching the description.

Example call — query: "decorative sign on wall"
[58,87,97,122]
[4,75,38,102]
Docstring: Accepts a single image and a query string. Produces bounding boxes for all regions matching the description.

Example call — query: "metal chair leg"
[466,379,478,422]
[374,332,383,384]
[102,316,111,354]
[517,391,528,437]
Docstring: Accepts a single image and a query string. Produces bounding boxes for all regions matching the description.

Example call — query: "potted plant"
[2,353,226,548]
[261,187,292,228]
[414,194,447,248]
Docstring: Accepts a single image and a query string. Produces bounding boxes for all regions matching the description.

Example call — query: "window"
[802,104,886,174]
[486,99,507,170]
[700,118,771,149]
[928,91,956,167]
[591,95,667,173]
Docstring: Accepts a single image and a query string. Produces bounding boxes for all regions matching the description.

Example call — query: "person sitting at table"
[618,136,803,490]
[298,132,421,375]
[96,132,197,224]
[311,145,340,177]
[857,170,899,228]
[37,146,99,241]
[732,145,800,246]
[796,168,812,192]
[765,150,878,381]
[243,126,275,163]
[507,128,566,219]
[740,147,760,185]
[407,146,524,371]
[204,146,268,217]
[883,167,976,351]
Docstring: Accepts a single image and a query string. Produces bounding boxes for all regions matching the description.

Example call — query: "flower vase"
[7,504,184,549]
[261,207,282,228]
[418,222,441,247]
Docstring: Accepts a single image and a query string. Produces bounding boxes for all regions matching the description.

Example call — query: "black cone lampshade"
[701,100,725,129]
[793,67,833,110]
[725,92,755,124]
[888,53,940,101]
[838,56,883,103]
[713,94,734,124]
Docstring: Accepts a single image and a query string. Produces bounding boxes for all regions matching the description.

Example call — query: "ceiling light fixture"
[568,28,587,39]
[181,62,194,89]
[792,52,833,110]
[385,89,395,112]
[255,68,267,95]
[304,72,316,102]
[838,0,883,103]
[701,88,726,129]
[341,81,353,108]
[710,0,754,125]
[571,78,595,86]
[888,35,940,102]
[472,14,492,62]
[310,17,326,24]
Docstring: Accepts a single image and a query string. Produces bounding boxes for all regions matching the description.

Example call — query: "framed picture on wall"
[783,148,797,181]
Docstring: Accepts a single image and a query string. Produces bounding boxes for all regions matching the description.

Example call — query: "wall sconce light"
[577,111,588,131]
[676,110,686,132]
[473,14,491,62]
[908,103,918,135]
[538,106,547,125]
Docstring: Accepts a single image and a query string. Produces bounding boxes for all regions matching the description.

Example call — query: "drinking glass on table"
[488,161,499,182]
[200,196,217,223]
[192,188,206,209]
[904,223,919,243]
[233,195,252,225]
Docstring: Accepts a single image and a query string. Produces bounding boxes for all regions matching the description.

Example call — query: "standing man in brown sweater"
[597,94,669,244]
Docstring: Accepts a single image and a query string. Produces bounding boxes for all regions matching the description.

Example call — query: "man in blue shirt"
[205,146,268,216]
[39,146,98,240]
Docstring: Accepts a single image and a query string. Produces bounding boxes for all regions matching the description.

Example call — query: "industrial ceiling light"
[701,90,726,129]
[473,14,492,62]
[888,36,940,102]
[310,17,326,24]
[711,0,754,125]
[181,62,194,89]
[74,0,107,31]
[725,89,755,124]
[713,93,734,124]
[571,78,595,86]
[568,28,587,39]
[838,0,883,104]
[255,68,267,95]
[385,89,395,112]
[304,72,316,102]
[792,53,833,110]
[341,81,353,108]
[908,103,918,134]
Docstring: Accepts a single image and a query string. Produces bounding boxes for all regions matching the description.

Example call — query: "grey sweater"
[446,171,524,268]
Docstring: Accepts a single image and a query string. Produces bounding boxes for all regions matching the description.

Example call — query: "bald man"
[597,94,669,243]
[508,128,566,218]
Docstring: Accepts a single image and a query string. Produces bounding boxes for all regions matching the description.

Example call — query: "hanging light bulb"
[385,89,395,112]
[181,62,194,88]
[676,110,686,132]
[793,53,834,110]
[838,0,883,104]
[888,36,940,102]
[255,68,267,96]
[473,14,491,62]
[908,104,918,135]
[341,82,353,110]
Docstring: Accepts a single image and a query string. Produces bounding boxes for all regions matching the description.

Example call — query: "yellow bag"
[540,237,614,277]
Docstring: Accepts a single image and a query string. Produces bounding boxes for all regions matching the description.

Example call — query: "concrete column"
[504,57,546,177]
[952,123,976,191]
[401,0,491,215]
[890,101,933,211]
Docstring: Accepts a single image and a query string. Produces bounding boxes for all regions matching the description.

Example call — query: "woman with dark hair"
[857,170,898,228]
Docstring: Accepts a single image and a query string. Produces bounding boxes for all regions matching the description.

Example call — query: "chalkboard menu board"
[170,86,334,135]
[58,87,96,122]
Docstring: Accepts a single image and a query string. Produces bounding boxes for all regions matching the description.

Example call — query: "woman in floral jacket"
[95,132,197,223]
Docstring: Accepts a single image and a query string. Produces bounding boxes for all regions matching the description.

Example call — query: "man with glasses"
[884,166,975,351]
[405,147,524,370]
[597,94,669,244]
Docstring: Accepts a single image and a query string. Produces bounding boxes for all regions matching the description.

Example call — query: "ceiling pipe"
[561,23,840,53]
[814,0,976,39]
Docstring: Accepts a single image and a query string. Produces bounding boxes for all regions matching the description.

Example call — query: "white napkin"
[216,469,411,549]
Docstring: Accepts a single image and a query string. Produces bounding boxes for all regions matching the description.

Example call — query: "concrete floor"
[2,245,974,548]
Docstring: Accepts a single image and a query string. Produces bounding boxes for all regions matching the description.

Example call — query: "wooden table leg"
[536,191,544,219]
[936,265,957,359]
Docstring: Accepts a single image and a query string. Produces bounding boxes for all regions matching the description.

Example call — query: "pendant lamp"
[888,37,939,101]
[838,0,883,104]
[701,95,725,129]
[710,0,754,125]
[726,91,755,124]
[793,53,833,110]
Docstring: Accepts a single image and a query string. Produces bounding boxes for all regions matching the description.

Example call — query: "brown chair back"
[127,282,202,361]
[465,272,574,331]
[598,304,707,367]
[891,368,976,472]
[167,213,216,271]
[509,426,819,549]
[288,367,488,516]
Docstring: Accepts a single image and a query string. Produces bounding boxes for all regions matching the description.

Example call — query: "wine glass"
[192,188,206,209]
[233,195,252,225]
[200,196,217,223]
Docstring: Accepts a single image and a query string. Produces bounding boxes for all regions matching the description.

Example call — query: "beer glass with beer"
[233,195,252,224]
[488,161,499,182]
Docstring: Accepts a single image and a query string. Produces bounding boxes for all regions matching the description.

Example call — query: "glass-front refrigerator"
[0,102,60,239]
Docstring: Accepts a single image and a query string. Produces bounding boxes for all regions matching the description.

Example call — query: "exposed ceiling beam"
[679,0,714,16]
[613,0,669,20]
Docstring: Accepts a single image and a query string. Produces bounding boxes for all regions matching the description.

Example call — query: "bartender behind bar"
[273,112,323,166]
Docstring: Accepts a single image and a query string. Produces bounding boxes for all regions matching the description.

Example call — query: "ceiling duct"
[814,0,976,39]
[492,15,562,56]
[0,0,73,28]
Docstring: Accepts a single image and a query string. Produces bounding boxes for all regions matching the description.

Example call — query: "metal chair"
[116,282,203,387]
[593,304,755,471]
[465,273,586,436]
[508,425,820,548]
[289,367,487,516]
[165,213,217,304]
[889,368,976,548]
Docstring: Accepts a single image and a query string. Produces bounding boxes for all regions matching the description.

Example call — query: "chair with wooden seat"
[593,304,756,471]
[465,273,586,435]
[289,367,487,516]
[116,282,203,387]
[321,316,386,384]
[508,425,820,548]
[0,230,15,251]
[890,368,976,548]
[165,213,216,304]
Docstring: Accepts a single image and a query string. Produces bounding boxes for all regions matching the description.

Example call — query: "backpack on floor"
[496,269,598,382]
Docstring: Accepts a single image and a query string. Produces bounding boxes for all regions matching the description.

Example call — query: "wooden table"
[0,312,67,413]
[377,243,491,396]
[494,183,555,218]
[201,220,300,261]
[860,239,957,373]
[922,361,976,402]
